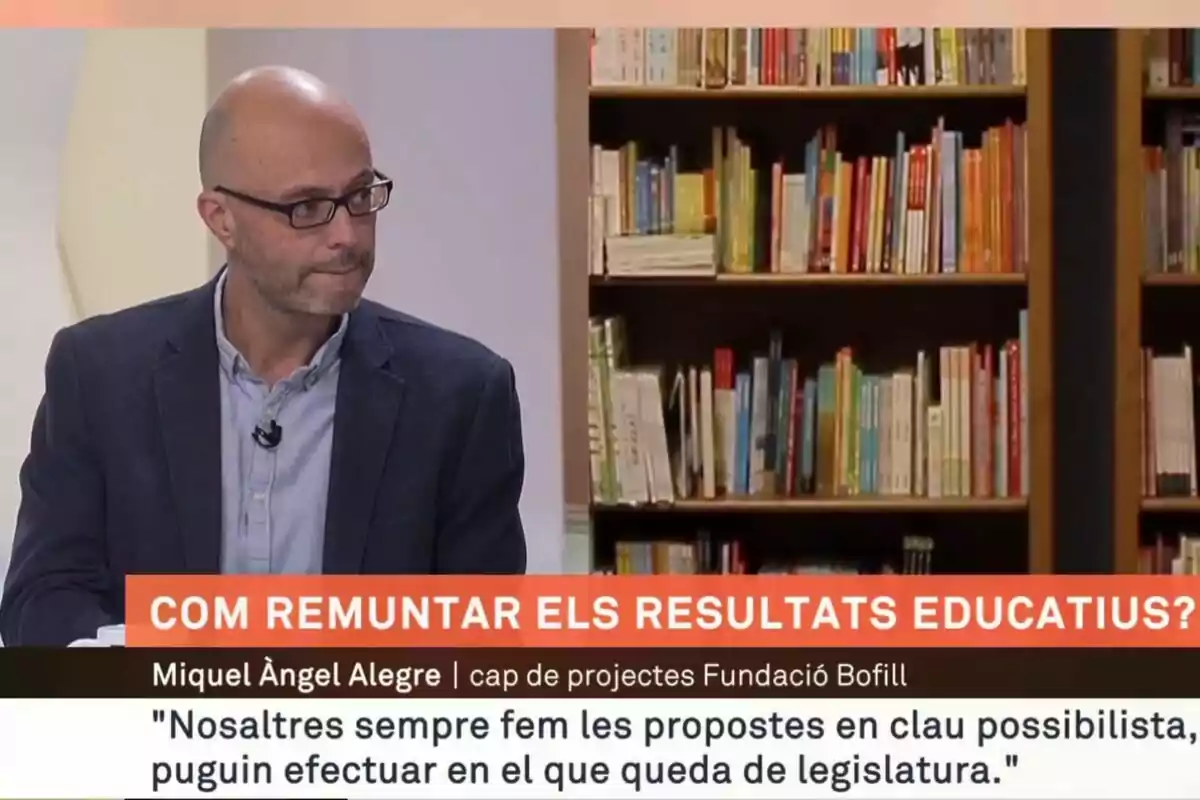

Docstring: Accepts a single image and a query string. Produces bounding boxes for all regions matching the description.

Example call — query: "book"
[588,313,1030,506]
[1139,344,1198,498]
[590,28,1027,89]
[1143,29,1200,89]
[599,531,935,575]
[589,121,1028,279]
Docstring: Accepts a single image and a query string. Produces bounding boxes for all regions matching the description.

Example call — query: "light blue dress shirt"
[213,270,347,575]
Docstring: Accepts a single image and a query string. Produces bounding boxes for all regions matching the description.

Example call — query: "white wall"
[2,30,567,584]
[0,29,221,596]
[59,30,210,318]
[0,30,85,583]
[207,29,565,574]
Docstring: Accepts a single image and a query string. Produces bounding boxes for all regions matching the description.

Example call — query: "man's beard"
[233,247,374,316]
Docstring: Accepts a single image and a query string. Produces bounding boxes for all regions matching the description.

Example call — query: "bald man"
[0,67,527,646]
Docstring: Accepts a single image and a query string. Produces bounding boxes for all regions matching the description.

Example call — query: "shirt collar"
[213,268,349,385]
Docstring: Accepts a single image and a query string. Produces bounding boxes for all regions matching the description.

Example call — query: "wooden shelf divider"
[592,273,1027,288]
[1144,86,1200,100]
[594,498,1028,514]
[1025,29,1056,574]
[1114,29,1145,574]
[590,85,1027,100]
[1141,498,1200,513]
[1142,273,1200,286]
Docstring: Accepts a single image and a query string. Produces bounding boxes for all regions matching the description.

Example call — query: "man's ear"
[196,191,235,250]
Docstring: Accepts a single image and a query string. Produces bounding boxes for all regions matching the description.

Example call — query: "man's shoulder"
[357,298,511,381]
[56,286,198,357]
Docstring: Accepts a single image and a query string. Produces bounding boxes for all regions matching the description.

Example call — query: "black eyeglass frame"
[214,170,393,229]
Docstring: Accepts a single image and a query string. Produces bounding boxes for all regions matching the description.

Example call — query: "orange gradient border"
[4,4,1200,27]
[126,574,1200,647]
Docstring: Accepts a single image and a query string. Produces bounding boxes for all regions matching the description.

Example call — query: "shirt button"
[253,492,266,502]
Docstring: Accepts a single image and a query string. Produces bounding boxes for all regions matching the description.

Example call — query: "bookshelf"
[1114,28,1200,574]
[580,28,1054,576]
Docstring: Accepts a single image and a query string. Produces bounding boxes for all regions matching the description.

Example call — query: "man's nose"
[323,204,358,248]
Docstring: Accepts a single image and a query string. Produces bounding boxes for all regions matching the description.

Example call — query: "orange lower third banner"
[124,574,1200,648]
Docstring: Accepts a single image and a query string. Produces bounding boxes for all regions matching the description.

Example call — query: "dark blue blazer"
[0,275,527,646]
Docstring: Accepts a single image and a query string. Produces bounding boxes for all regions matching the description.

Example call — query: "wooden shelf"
[590,85,1027,100]
[1143,272,1200,286]
[1142,497,1200,512]
[1144,87,1200,100]
[592,273,1027,288]
[593,497,1028,514]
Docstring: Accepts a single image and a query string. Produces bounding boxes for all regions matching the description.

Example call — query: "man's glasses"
[215,171,393,230]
